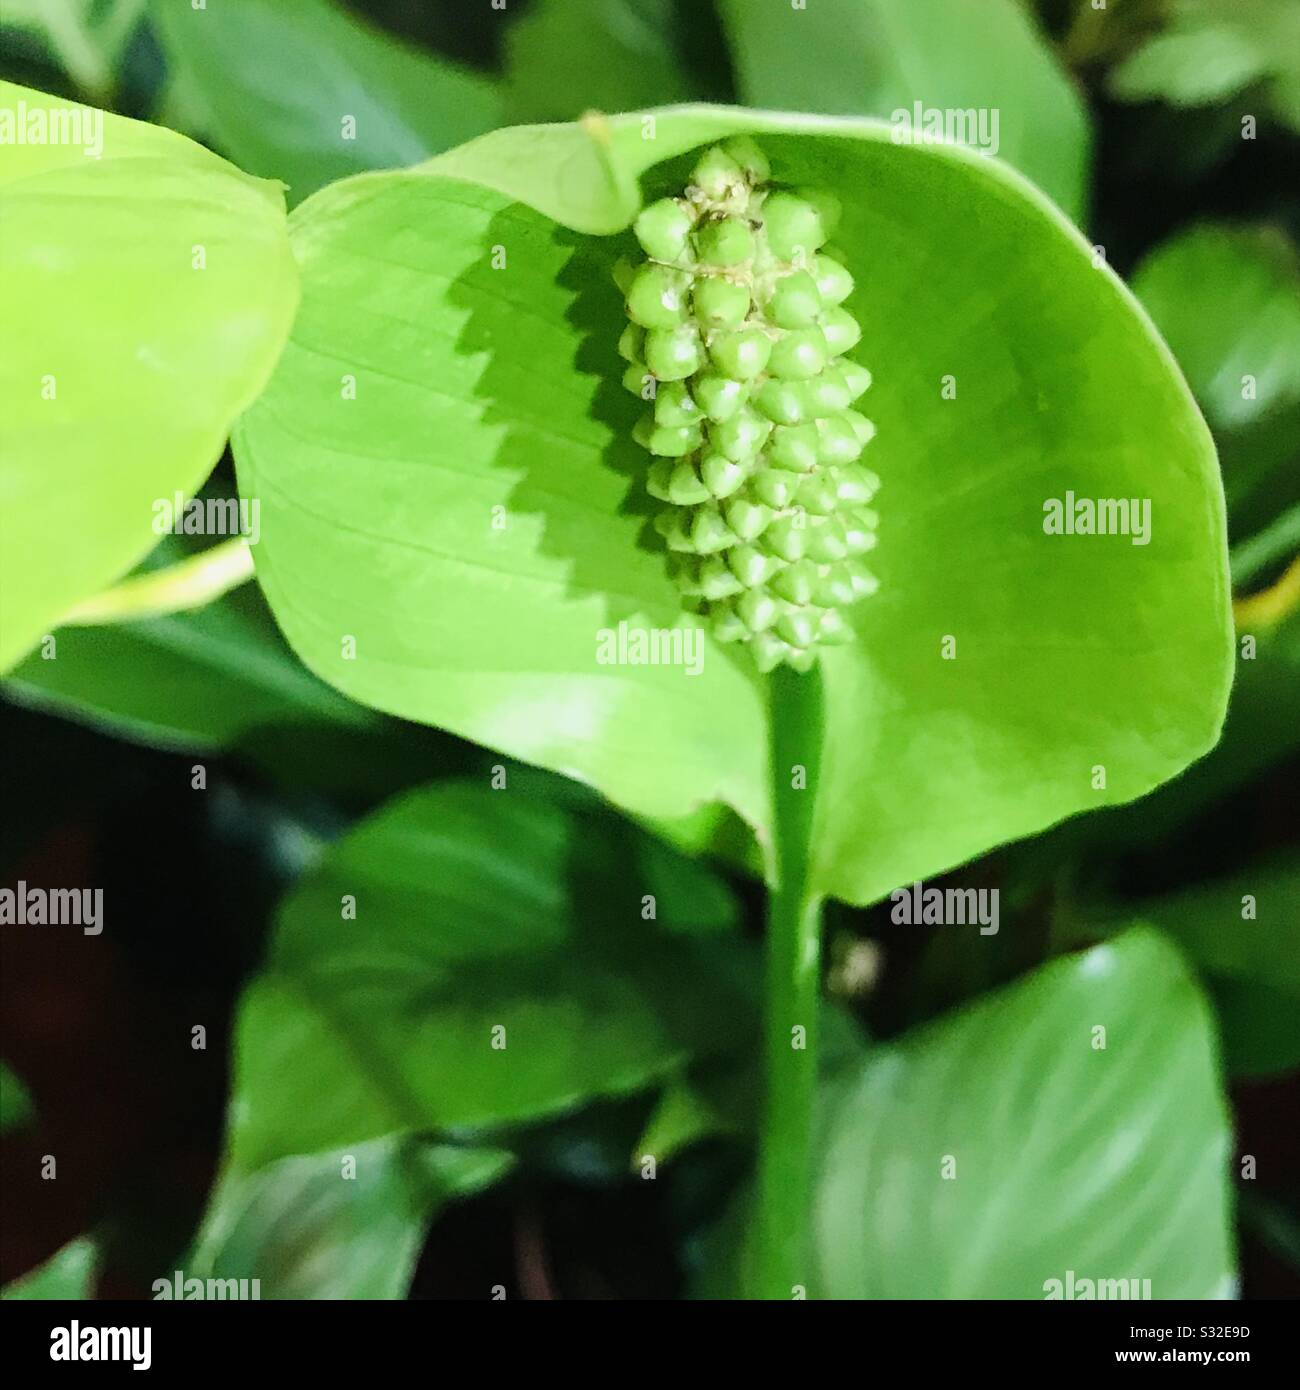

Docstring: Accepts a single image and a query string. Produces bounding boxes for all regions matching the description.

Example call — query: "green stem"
[60,537,255,626]
[756,661,825,1298]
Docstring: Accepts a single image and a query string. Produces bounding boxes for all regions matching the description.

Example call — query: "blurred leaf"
[1111,0,1300,133]
[1,1237,96,1299]
[717,0,1091,217]
[504,0,699,121]
[148,0,502,203]
[635,1003,864,1168]
[0,0,144,102]
[231,780,754,1168]
[1132,223,1300,433]
[1238,1188,1300,1269]
[1061,856,1299,988]
[0,80,298,673]
[1057,857,1300,1078]
[235,106,1231,906]
[635,1067,749,1168]
[1230,501,1300,587]
[3,578,374,752]
[0,1061,34,1132]
[185,1137,511,1299]
[816,929,1235,1298]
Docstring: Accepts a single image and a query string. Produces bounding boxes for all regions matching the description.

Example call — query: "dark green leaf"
[148,0,503,202]
[4,579,374,752]
[231,780,754,1167]
[185,1137,512,1299]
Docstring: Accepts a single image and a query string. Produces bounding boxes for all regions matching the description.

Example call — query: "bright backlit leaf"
[0,80,298,671]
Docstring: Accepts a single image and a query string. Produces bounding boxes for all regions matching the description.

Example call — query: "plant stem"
[756,661,825,1298]
[60,537,255,626]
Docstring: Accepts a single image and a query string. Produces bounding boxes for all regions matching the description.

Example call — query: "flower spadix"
[617,138,879,673]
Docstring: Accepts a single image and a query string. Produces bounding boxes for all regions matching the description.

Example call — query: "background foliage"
[1,0,1296,1300]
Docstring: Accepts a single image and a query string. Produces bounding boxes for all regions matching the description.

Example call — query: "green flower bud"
[653,380,703,428]
[622,363,654,398]
[645,325,704,381]
[839,359,873,400]
[693,276,751,329]
[700,451,748,499]
[710,327,772,380]
[721,135,771,184]
[802,367,852,416]
[817,415,865,466]
[761,190,829,262]
[753,471,797,509]
[796,187,842,239]
[666,460,712,505]
[768,327,829,380]
[820,305,862,356]
[811,253,854,305]
[618,323,646,362]
[612,256,638,295]
[621,140,878,671]
[766,269,823,328]
[753,378,810,426]
[695,216,757,268]
[626,263,690,328]
[634,414,704,458]
[711,405,771,462]
[691,146,746,199]
[693,372,750,421]
[634,197,695,262]
[767,422,821,473]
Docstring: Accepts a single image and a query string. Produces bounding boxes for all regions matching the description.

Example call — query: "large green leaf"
[148,0,502,203]
[816,929,1235,1299]
[0,80,297,672]
[233,106,1233,905]
[231,780,753,1168]
[717,0,1091,218]
[185,1137,511,1299]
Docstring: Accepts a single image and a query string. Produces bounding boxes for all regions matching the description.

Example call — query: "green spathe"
[233,105,1232,905]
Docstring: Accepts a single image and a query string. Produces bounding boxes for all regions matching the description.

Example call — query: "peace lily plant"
[0,77,1235,1298]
